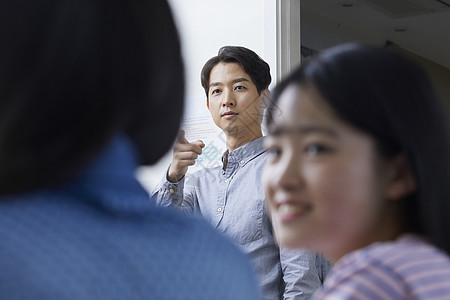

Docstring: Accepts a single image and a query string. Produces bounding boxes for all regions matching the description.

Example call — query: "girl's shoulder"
[315,234,450,299]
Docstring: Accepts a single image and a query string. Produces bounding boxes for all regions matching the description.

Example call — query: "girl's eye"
[305,144,329,156]
[211,89,221,95]
[266,146,282,159]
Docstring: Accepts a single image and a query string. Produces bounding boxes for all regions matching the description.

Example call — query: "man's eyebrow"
[232,78,250,84]
[269,124,338,138]
[209,77,250,88]
[209,82,221,88]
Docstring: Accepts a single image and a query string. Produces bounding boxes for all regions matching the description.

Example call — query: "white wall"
[137,0,277,192]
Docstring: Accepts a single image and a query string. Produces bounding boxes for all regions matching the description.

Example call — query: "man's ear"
[385,154,416,201]
[260,89,271,109]
[206,98,209,109]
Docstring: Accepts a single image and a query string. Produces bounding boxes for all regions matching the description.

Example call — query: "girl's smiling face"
[262,84,409,262]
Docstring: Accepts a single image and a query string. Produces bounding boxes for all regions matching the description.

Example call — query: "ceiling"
[301,0,450,69]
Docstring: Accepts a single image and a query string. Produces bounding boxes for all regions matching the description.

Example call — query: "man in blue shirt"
[153,46,330,299]
[0,2,259,299]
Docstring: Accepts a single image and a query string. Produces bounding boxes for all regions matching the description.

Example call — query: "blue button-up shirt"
[153,137,330,299]
[0,136,260,300]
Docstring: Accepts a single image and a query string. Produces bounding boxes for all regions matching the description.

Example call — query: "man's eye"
[234,86,246,91]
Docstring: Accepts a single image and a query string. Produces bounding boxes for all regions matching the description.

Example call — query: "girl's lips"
[276,202,310,223]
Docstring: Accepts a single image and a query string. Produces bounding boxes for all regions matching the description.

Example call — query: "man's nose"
[222,90,235,107]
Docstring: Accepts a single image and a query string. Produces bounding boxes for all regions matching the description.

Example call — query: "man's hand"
[167,130,205,183]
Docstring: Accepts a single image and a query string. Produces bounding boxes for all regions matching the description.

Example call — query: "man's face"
[207,62,266,137]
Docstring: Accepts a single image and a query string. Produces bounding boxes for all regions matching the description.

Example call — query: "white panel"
[137,0,277,192]
[276,0,301,81]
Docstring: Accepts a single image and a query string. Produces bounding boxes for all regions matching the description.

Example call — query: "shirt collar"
[61,135,152,213]
[222,137,266,170]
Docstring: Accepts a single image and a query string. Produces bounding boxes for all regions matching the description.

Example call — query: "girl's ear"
[385,154,416,201]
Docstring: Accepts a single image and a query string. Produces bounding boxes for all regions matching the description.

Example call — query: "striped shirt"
[313,234,450,299]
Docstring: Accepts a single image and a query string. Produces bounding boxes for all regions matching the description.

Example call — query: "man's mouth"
[221,111,239,119]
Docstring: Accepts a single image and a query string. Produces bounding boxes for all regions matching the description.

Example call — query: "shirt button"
[240,160,245,164]
[224,179,229,183]
[217,207,223,212]
[169,188,175,193]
